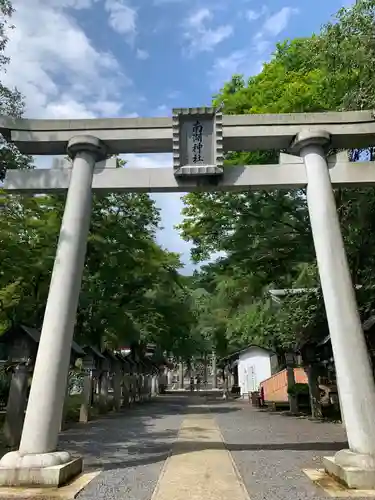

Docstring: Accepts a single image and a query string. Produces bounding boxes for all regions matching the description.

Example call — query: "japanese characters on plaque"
[191,120,204,164]
[172,107,223,176]
[183,116,214,166]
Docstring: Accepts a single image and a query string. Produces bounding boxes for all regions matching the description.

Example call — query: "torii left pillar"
[0,135,107,487]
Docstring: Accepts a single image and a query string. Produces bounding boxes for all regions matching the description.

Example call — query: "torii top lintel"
[0,110,374,156]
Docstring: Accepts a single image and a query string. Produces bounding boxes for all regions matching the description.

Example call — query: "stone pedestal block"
[324,456,375,489]
[0,457,82,487]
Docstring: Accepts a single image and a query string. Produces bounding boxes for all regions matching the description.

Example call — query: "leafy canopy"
[180,0,375,357]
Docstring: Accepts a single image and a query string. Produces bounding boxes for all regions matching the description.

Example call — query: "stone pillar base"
[324,452,375,490]
[0,454,82,487]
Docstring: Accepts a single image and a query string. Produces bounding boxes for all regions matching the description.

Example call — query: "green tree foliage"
[0,1,202,357]
[0,188,200,355]
[0,0,32,178]
[180,0,375,356]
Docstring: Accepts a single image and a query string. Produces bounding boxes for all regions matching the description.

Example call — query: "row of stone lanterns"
[0,325,163,448]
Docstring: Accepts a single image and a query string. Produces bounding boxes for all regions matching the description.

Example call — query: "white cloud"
[154,191,195,274]
[122,153,196,274]
[153,0,186,3]
[136,48,149,60]
[206,6,298,103]
[189,7,211,27]
[249,6,298,61]
[123,153,171,169]
[167,90,182,100]
[91,100,124,116]
[184,7,233,55]
[3,0,133,119]
[46,100,96,120]
[246,10,261,21]
[254,38,271,54]
[155,104,170,115]
[245,6,267,21]
[262,6,298,37]
[104,0,137,42]
[4,0,193,271]
[46,0,98,8]
[208,50,260,91]
[52,0,138,43]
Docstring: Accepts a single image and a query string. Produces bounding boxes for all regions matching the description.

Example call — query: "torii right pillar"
[292,130,375,489]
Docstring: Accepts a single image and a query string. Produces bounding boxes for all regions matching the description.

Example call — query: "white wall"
[238,348,272,396]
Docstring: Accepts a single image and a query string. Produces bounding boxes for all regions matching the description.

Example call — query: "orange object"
[260,368,308,402]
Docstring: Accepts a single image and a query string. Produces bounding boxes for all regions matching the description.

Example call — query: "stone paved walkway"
[215,400,350,500]
[58,394,375,500]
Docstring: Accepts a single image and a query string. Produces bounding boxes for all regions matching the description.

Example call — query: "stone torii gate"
[1,108,375,489]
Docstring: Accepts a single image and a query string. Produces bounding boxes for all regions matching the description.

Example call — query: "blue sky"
[4,0,349,273]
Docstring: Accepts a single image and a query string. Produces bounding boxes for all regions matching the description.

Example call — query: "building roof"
[101,348,119,361]
[82,345,105,359]
[300,314,375,351]
[219,344,275,364]
[0,324,85,356]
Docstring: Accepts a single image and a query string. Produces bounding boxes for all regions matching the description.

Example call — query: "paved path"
[151,410,250,500]
[58,394,374,500]
[215,400,353,500]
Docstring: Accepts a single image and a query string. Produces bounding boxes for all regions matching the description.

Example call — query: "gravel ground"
[59,396,188,500]
[57,394,375,500]
[212,400,375,500]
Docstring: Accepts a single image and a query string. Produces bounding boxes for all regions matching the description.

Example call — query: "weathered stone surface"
[324,456,375,489]
[0,471,99,499]
[0,458,83,488]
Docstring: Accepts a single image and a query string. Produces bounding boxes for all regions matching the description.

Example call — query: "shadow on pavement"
[81,439,348,471]
[124,440,348,454]
[59,394,241,470]
[60,396,347,470]
[59,394,347,472]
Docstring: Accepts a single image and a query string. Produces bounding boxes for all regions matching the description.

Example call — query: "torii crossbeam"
[4,152,375,193]
[1,109,375,154]
[0,110,375,490]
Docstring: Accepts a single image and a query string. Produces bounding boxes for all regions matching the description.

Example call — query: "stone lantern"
[79,346,105,422]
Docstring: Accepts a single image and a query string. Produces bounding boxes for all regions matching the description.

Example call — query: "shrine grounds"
[48,393,369,500]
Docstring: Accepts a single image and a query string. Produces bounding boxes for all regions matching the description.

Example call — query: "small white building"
[237,345,276,397]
